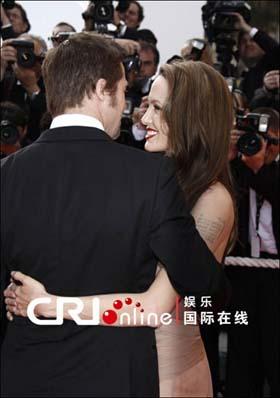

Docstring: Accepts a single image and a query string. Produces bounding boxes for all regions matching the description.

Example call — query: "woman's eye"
[154,105,162,111]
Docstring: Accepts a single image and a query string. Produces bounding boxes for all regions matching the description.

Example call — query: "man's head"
[42,32,127,139]
[51,22,76,48]
[139,42,159,79]
[5,3,30,35]
[124,1,144,29]
[238,33,265,67]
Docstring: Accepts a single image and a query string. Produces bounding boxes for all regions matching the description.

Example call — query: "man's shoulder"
[114,143,161,162]
[113,144,176,175]
[1,143,41,173]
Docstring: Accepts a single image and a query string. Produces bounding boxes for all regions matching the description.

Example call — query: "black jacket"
[1,126,225,397]
[230,157,279,256]
[241,30,280,102]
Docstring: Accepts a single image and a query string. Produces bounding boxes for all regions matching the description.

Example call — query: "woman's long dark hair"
[160,61,237,252]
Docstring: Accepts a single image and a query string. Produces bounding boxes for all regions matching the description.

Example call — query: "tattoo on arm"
[196,214,225,244]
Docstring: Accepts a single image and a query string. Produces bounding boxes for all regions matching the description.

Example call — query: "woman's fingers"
[5,298,17,307]
[4,286,16,299]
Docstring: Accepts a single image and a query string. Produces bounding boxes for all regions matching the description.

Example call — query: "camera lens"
[0,121,20,145]
[237,132,262,156]
[17,49,36,68]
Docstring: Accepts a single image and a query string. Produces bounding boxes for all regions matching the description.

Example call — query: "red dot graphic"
[125,297,132,305]
[140,309,144,312]
[136,302,141,307]
[113,300,123,310]
[102,310,117,324]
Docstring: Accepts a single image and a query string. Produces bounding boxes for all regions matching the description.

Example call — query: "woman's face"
[141,75,169,152]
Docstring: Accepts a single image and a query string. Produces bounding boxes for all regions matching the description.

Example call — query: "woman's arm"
[5,268,176,327]
[5,183,234,325]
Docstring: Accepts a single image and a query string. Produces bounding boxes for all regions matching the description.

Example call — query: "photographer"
[118,42,159,149]
[227,107,279,398]
[1,1,30,40]
[0,101,28,158]
[0,34,47,143]
[82,1,137,40]
[137,41,159,94]
[235,12,280,102]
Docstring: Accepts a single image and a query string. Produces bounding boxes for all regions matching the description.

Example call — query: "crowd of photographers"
[0,0,279,397]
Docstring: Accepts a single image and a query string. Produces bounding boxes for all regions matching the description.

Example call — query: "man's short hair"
[1,101,29,127]
[137,29,157,45]
[42,32,125,117]
[140,42,160,66]
[54,22,76,32]
[14,3,31,33]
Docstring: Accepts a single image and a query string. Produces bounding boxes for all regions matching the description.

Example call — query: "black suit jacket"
[1,126,224,397]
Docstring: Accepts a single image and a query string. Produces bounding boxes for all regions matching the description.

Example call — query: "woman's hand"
[4,271,49,320]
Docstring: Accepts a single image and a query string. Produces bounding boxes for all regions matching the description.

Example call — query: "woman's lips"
[145,129,158,140]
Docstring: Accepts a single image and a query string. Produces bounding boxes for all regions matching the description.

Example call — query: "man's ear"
[95,78,108,101]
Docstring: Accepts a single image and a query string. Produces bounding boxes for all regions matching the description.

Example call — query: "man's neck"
[64,108,100,119]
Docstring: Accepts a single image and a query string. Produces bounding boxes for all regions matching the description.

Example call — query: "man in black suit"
[227,108,279,397]
[234,12,279,103]
[1,32,225,397]
[0,34,47,143]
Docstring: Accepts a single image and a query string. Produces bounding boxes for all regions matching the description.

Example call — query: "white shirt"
[249,188,277,255]
[50,114,104,131]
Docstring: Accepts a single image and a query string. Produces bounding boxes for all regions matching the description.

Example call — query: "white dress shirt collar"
[50,114,104,131]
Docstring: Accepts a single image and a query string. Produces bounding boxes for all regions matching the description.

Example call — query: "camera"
[2,0,15,10]
[122,53,141,120]
[9,40,41,68]
[82,1,114,34]
[185,39,206,62]
[119,54,142,140]
[0,102,28,154]
[202,1,251,77]
[49,31,76,46]
[123,53,141,80]
[0,120,20,145]
[235,112,279,156]
[202,1,251,39]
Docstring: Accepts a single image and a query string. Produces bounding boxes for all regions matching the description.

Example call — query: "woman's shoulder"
[194,182,234,216]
